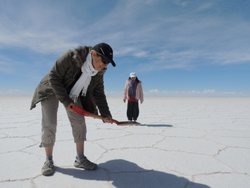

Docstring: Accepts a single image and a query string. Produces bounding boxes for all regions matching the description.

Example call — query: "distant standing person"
[123,72,144,122]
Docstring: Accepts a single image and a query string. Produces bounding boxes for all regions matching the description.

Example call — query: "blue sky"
[1,0,250,97]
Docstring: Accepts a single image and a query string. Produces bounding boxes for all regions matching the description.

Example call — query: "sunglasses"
[97,53,109,65]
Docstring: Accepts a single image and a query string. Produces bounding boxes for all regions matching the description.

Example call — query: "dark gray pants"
[127,101,139,121]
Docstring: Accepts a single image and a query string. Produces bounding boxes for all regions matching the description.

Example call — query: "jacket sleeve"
[92,73,112,117]
[137,82,144,103]
[123,80,129,100]
[48,52,73,107]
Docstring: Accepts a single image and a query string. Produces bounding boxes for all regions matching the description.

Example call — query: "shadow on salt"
[56,159,209,188]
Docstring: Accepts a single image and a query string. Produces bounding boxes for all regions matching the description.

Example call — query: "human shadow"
[56,159,210,188]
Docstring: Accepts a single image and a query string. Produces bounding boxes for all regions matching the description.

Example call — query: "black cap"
[93,43,116,67]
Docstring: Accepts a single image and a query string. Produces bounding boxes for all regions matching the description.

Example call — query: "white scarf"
[69,53,98,103]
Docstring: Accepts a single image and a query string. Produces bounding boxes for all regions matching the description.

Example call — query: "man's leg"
[45,147,53,159]
[76,141,84,157]
[66,106,97,170]
[74,141,97,170]
[41,96,58,176]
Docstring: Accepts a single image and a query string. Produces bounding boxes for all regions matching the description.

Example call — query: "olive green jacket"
[30,46,112,117]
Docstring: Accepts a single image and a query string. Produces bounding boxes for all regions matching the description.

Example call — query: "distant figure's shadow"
[56,159,209,188]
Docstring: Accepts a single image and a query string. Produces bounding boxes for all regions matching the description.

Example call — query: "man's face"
[92,51,108,71]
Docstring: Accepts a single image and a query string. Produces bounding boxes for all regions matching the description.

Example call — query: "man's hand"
[102,116,114,124]
[67,103,76,112]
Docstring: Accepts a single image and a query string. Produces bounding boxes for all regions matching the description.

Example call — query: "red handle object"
[70,105,119,125]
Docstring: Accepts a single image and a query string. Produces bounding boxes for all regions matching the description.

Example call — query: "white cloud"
[212,51,250,65]
[0,0,250,74]
[172,0,190,7]
[0,1,87,54]
[0,89,31,96]
[145,89,249,97]
[0,56,14,74]
[148,89,160,93]
[98,2,250,74]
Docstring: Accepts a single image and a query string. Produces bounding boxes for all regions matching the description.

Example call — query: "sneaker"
[74,156,97,170]
[41,159,55,176]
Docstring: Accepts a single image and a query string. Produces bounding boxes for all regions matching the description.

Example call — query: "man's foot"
[74,156,97,170]
[41,159,55,176]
